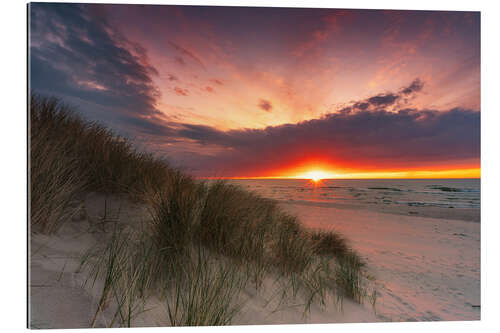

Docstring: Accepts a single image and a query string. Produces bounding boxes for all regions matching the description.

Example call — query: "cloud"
[352,102,369,110]
[168,41,206,70]
[174,56,186,66]
[367,93,399,107]
[400,78,424,95]
[258,99,273,112]
[177,124,228,145]
[168,107,479,176]
[29,3,165,136]
[174,86,189,96]
[349,78,425,111]
[292,10,347,58]
[210,79,224,85]
[205,86,214,93]
[168,73,178,81]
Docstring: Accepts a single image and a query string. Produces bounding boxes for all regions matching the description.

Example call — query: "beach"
[283,201,480,321]
[29,183,480,328]
[232,178,481,320]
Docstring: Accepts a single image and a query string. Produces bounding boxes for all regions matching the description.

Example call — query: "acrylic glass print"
[28,2,480,329]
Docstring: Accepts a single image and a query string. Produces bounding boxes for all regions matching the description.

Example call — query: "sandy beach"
[283,202,480,321]
[29,190,479,328]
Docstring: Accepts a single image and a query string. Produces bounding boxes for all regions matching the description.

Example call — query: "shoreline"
[279,199,480,223]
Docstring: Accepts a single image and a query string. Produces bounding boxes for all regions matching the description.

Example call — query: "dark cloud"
[367,93,399,107]
[29,3,164,136]
[178,124,228,145]
[174,87,189,96]
[258,99,273,112]
[168,74,178,81]
[119,114,177,138]
[401,78,424,95]
[352,102,369,110]
[167,107,479,176]
[338,106,352,114]
[348,78,425,111]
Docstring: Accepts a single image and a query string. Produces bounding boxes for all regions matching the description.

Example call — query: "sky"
[29,3,480,179]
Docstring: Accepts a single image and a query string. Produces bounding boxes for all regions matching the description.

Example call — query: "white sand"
[29,193,479,328]
[29,192,152,328]
[282,202,480,321]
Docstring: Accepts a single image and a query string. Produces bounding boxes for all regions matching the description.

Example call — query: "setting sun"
[302,170,331,182]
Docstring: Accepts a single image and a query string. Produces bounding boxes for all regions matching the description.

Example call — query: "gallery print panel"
[28,2,480,329]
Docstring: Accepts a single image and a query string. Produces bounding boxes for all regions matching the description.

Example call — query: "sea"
[226,178,480,210]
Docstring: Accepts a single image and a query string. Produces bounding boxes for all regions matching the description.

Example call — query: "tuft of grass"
[273,214,313,274]
[30,96,86,233]
[80,225,153,328]
[30,94,171,233]
[198,181,276,262]
[310,230,350,258]
[81,226,247,327]
[334,251,365,303]
[165,248,246,326]
[147,170,203,257]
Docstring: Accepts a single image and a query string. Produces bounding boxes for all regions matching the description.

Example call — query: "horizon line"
[196,177,481,180]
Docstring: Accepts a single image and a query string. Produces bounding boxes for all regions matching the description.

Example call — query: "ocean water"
[227,179,480,210]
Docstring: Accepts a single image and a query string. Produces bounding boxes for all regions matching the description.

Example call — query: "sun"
[303,170,329,182]
[310,172,322,182]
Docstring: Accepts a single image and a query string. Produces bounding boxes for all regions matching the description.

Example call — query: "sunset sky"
[29,3,480,179]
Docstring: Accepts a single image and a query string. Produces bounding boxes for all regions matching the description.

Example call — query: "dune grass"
[31,94,372,326]
[30,132,85,233]
[30,95,169,215]
[164,249,247,326]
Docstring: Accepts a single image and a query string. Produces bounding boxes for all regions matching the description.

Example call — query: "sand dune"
[29,193,378,328]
